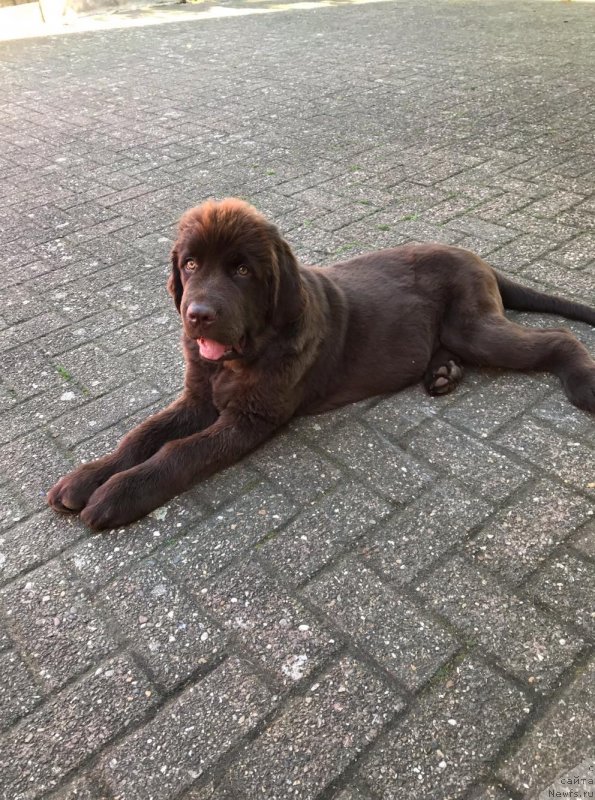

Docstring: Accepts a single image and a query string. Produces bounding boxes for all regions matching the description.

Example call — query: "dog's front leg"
[47,395,217,515]
[79,411,279,530]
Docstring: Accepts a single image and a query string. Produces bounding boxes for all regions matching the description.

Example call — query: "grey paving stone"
[43,265,130,322]
[0,618,11,653]
[0,655,156,800]
[525,551,595,637]
[291,186,350,213]
[406,419,531,503]
[418,191,494,226]
[0,382,16,416]
[331,181,395,211]
[291,222,359,258]
[0,283,52,326]
[101,396,178,444]
[501,212,578,244]
[531,758,595,800]
[445,216,519,245]
[313,203,378,233]
[0,509,85,585]
[229,656,403,800]
[0,310,68,353]
[499,658,595,796]
[477,233,556,273]
[202,557,337,687]
[1,342,68,399]
[37,309,128,357]
[257,481,391,587]
[380,186,451,219]
[550,232,595,269]
[97,281,171,325]
[572,518,595,561]
[521,257,595,299]
[245,433,342,504]
[194,461,262,511]
[183,780,245,800]
[54,343,133,397]
[507,154,573,183]
[449,234,502,259]
[364,382,465,441]
[71,423,128,464]
[441,369,549,438]
[0,384,88,447]
[572,194,595,216]
[0,482,28,532]
[392,218,466,247]
[1,0,594,793]
[162,484,297,584]
[98,311,178,358]
[318,420,434,504]
[472,191,535,224]
[69,231,135,266]
[304,556,457,690]
[290,398,375,441]
[101,657,275,800]
[466,785,515,800]
[63,492,206,593]
[100,562,227,689]
[331,787,372,800]
[495,418,595,498]
[466,479,593,584]
[361,480,493,586]
[358,657,528,800]
[0,649,43,731]
[415,555,585,690]
[530,392,595,440]
[49,773,112,800]
[0,560,116,692]
[48,381,162,448]
[521,190,584,219]
[65,215,135,246]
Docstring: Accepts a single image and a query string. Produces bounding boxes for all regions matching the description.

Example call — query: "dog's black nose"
[186,302,217,326]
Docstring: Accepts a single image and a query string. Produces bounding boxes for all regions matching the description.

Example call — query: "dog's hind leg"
[424,347,464,396]
[442,315,595,412]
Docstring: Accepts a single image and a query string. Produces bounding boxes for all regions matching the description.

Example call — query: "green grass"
[56,365,72,381]
[254,529,281,548]
[333,241,361,256]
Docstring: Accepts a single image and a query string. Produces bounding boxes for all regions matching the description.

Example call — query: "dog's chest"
[210,365,249,412]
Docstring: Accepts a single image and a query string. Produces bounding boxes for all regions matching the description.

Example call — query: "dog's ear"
[269,228,305,329]
[167,245,183,313]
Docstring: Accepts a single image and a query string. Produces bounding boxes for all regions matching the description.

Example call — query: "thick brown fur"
[48,198,595,529]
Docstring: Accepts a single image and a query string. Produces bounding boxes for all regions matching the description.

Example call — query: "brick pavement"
[0,1,594,798]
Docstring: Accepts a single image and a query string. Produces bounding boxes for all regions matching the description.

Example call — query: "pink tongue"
[198,338,230,360]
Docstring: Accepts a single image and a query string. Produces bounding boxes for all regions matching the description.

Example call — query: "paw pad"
[426,360,464,396]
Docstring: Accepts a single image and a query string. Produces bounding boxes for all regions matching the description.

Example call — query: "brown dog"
[48,198,595,529]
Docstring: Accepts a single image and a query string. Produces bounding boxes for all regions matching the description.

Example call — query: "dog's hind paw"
[425,359,464,396]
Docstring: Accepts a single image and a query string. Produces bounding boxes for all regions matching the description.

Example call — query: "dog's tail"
[495,271,595,326]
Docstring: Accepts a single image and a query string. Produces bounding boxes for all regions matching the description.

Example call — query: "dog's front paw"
[47,461,114,514]
[80,470,155,530]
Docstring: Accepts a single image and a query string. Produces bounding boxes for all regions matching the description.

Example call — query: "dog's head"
[169,198,304,362]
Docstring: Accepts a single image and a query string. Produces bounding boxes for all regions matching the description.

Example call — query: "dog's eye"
[236,264,250,277]
[184,260,199,272]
